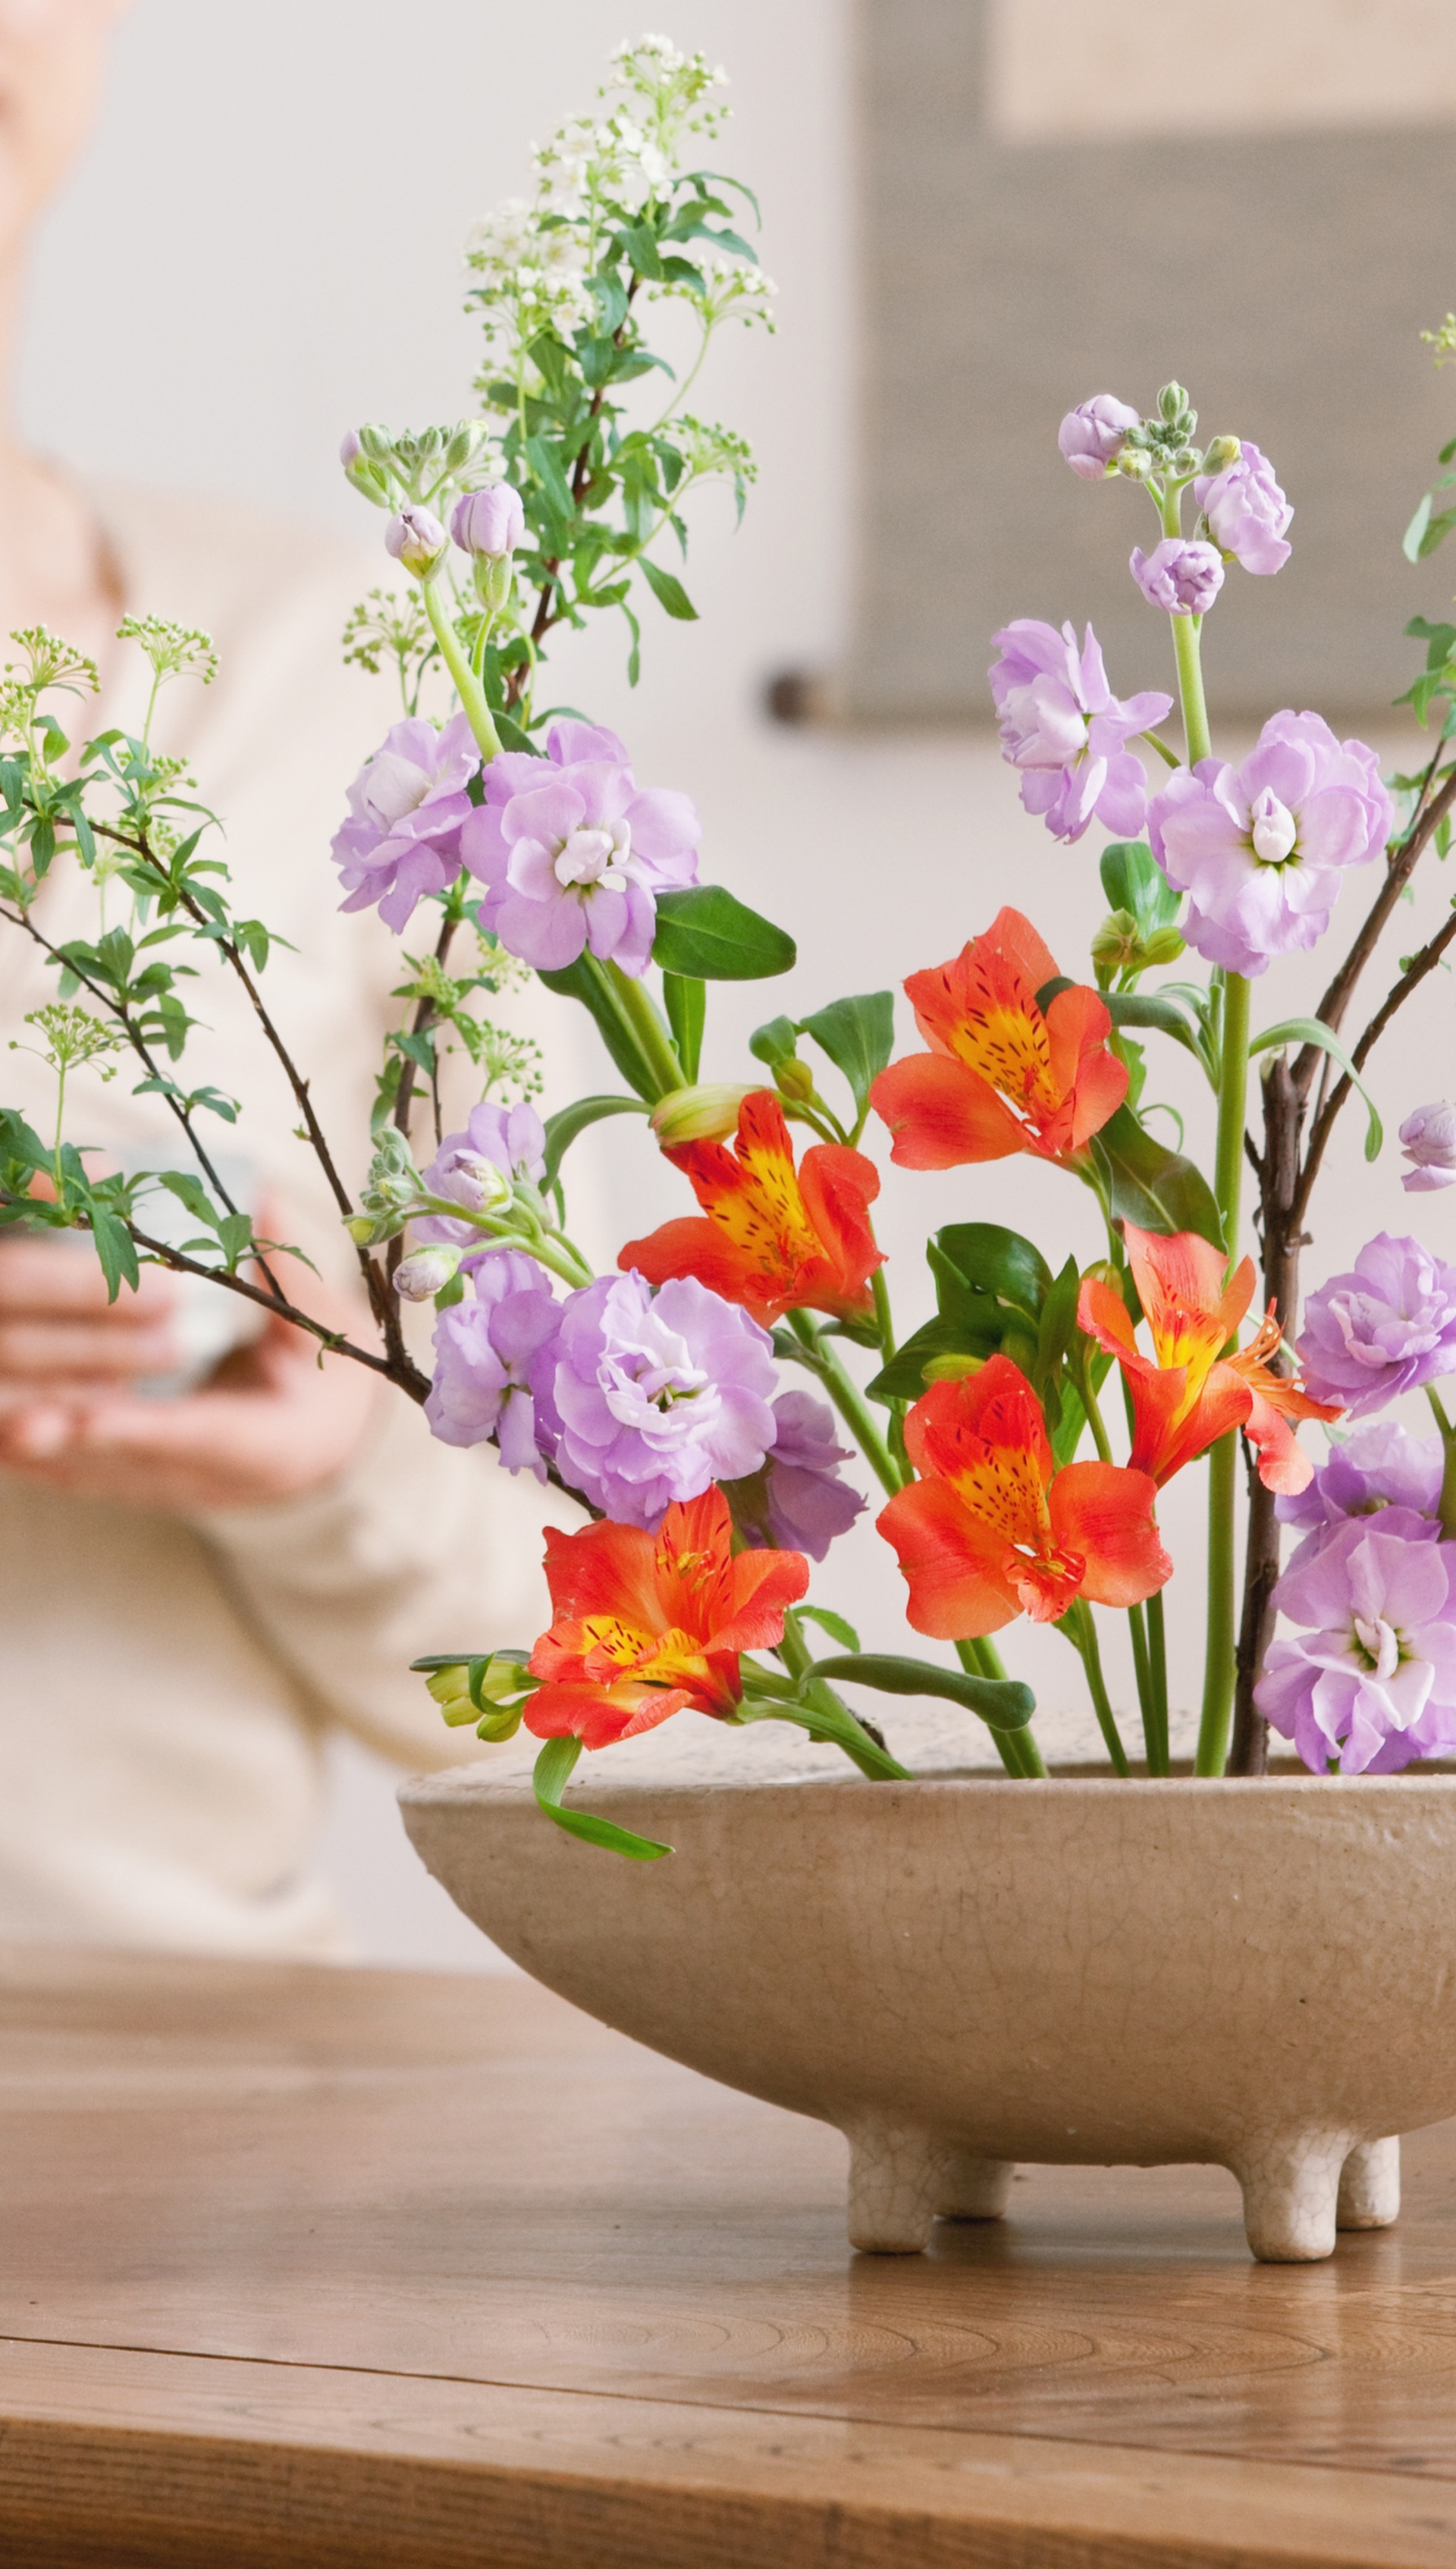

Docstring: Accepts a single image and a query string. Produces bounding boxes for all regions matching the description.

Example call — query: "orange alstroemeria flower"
[870,906,1128,1170]
[526,1486,809,1750]
[619,1088,883,1328]
[1077,1225,1341,1496]
[876,1355,1171,1641]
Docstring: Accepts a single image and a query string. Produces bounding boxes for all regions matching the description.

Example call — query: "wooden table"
[5,1953,1456,2569]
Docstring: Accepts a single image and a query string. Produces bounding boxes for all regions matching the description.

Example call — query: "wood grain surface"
[4,1945,1456,2567]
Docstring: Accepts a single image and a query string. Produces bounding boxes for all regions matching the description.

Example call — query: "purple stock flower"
[384,504,448,574]
[1058,394,1140,481]
[331,714,480,931]
[425,1250,562,1478]
[988,620,1172,844]
[1147,710,1391,977]
[451,485,526,558]
[1194,441,1292,575]
[415,1100,548,1248]
[1256,1521,1456,1773]
[462,718,699,978]
[1276,1420,1444,1572]
[1129,539,1224,617]
[551,1270,777,1529]
[726,1389,865,1562]
[1297,1234,1456,1421]
[1401,1101,1456,1192]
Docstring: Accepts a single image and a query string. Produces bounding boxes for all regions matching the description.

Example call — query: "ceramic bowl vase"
[400,1718,1456,2263]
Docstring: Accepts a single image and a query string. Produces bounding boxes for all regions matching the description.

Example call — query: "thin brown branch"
[1292,759,1456,1099]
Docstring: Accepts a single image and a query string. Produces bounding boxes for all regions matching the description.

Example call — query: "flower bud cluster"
[1090,907,1185,983]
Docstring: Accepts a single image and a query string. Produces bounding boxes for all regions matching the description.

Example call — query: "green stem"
[1195,965,1251,1776]
[954,1638,1045,1776]
[1147,1588,1171,1768]
[870,1264,896,1362]
[601,959,683,1100]
[1068,1602,1131,1777]
[1127,1603,1168,1775]
[1158,480,1213,768]
[787,1311,903,1496]
[422,579,501,759]
[1426,1387,1456,1537]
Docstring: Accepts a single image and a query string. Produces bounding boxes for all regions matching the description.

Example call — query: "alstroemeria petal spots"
[871,909,1126,1173]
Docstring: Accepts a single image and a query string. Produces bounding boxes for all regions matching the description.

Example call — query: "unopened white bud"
[394,1245,463,1301]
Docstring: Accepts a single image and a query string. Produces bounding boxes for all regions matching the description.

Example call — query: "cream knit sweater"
[0,485,590,1957]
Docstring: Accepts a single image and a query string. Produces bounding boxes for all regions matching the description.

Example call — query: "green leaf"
[736,1694,912,1781]
[538,957,660,1099]
[491,709,538,755]
[795,1603,861,1653]
[532,1735,672,1861]
[1250,1017,1384,1161]
[541,1092,648,1189]
[639,555,698,621]
[87,1207,140,1304]
[930,1222,1053,1323]
[1099,840,1180,934]
[652,886,795,981]
[663,972,706,1082]
[1089,1104,1224,1248]
[808,1653,1036,1733]
[748,1014,798,1069]
[796,991,895,1122]
[1103,990,1207,1063]
[866,1317,993,1403]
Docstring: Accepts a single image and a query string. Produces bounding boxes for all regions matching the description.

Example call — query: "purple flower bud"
[1194,441,1292,576]
[1401,1102,1456,1192]
[394,1244,462,1301]
[726,1390,865,1561]
[340,429,363,468]
[1129,538,1225,617]
[450,484,526,559]
[384,504,447,575]
[1058,394,1140,481]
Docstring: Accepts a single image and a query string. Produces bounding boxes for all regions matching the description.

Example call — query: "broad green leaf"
[88,1208,140,1304]
[541,1092,648,1189]
[492,709,538,755]
[1099,840,1180,934]
[532,1735,671,1861]
[1104,990,1206,1062]
[538,957,661,1100]
[796,991,895,1121]
[867,1317,998,1403]
[808,1652,1036,1733]
[652,886,795,981]
[1089,1104,1224,1247]
[929,1223,1053,1323]
[663,972,705,1083]
[1250,1017,1384,1160]
[639,555,698,620]
[748,1014,798,1069]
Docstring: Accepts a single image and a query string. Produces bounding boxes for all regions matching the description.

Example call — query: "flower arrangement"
[6,39,1456,1855]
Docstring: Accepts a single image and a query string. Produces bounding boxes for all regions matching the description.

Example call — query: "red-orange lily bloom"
[619,1088,883,1328]
[526,1487,809,1750]
[1077,1225,1341,1496]
[870,906,1128,1170]
[876,1355,1171,1640]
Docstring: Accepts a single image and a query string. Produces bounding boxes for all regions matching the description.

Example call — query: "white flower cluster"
[650,249,778,334]
[466,196,595,372]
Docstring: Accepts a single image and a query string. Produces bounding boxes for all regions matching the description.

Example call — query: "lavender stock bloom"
[1297,1234,1456,1420]
[1147,710,1391,977]
[415,1101,548,1248]
[551,1270,777,1528]
[1276,1421,1444,1572]
[988,620,1172,844]
[1129,539,1224,617]
[331,714,480,931]
[425,1250,563,1478]
[1256,1522,1456,1773]
[1194,441,1292,575]
[1401,1101,1456,1192]
[462,718,700,978]
[726,1390,866,1561]
[1057,394,1140,480]
[450,485,526,557]
[384,504,448,575]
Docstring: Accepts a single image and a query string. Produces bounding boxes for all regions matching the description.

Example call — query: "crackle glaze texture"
[399,1720,1456,2264]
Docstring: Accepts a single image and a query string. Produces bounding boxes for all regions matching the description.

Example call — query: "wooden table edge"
[1,2335,1452,2569]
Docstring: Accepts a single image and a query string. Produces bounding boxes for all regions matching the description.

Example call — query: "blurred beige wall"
[988,0,1456,137]
[843,0,1456,724]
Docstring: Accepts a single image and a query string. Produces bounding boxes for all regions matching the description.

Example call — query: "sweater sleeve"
[196,1390,576,1769]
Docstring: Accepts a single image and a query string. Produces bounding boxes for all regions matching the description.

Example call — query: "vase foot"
[1233,2131,1351,2262]
[845,2123,957,2252]
[1337,2134,1400,2231]
[935,2152,1015,2222]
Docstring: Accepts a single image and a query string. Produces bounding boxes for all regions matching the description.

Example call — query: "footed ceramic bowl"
[399,1718,1456,2262]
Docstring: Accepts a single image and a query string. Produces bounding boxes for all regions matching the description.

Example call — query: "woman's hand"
[0,1229,382,1513]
